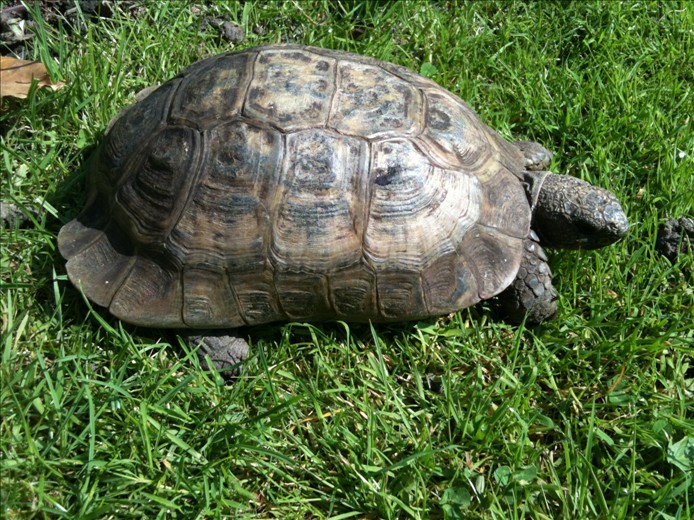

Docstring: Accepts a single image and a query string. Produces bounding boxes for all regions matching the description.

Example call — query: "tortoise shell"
[58,44,532,329]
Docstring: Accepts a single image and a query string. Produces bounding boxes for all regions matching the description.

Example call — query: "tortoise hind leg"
[184,331,250,380]
[496,231,558,325]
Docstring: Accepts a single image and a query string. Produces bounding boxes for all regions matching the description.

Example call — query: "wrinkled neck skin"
[524,170,550,211]
[526,171,629,250]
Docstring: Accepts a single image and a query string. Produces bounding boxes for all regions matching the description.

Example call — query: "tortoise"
[58,44,628,375]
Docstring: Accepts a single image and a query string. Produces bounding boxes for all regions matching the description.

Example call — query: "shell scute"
[63,223,135,308]
[418,89,494,174]
[457,225,524,300]
[329,60,422,139]
[169,120,282,272]
[170,52,254,127]
[271,129,368,273]
[110,254,184,327]
[96,79,179,187]
[114,126,201,245]
[421,251,479,314]
[275,272,330,320]
[328,266,377,319]
[376,271,427,319]
[364,139,482,272]
[231,270,284,325]
[182,266,243,328]
[244,48,336,130]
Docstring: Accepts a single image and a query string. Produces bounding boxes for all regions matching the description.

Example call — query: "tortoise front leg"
[515,140,553,171]
[497,231,558,325]
[184,331,250,379]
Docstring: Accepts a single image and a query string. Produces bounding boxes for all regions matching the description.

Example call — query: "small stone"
[203,17,245,43]
[219,21,245,43]
[0,201,36,228]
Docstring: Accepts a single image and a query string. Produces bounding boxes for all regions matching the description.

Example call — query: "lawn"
[1,1,692,518]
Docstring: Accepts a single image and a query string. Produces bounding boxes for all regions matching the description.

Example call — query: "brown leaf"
[0,56,66,99]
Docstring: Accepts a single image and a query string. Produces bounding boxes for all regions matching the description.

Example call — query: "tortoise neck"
[522,170,550,210]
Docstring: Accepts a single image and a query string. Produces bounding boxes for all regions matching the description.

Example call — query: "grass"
[1,0,692,518]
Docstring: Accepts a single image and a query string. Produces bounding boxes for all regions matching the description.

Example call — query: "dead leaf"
[1,56,66,99]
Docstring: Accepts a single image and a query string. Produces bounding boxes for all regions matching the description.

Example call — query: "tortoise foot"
[496,231,558,325]
[185,331,250,380]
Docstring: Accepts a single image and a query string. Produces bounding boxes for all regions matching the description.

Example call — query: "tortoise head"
[527,172,629,250]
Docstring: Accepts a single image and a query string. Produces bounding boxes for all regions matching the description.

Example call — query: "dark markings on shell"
[374,165,401,186]
[376,271,426,319]
[426,106,451,131]
[457,225,523,300]
[232,270,283,325]
[329,265,377,319]
[418,90,493,173]
[275,272,331,319]
[421,251,479,314]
